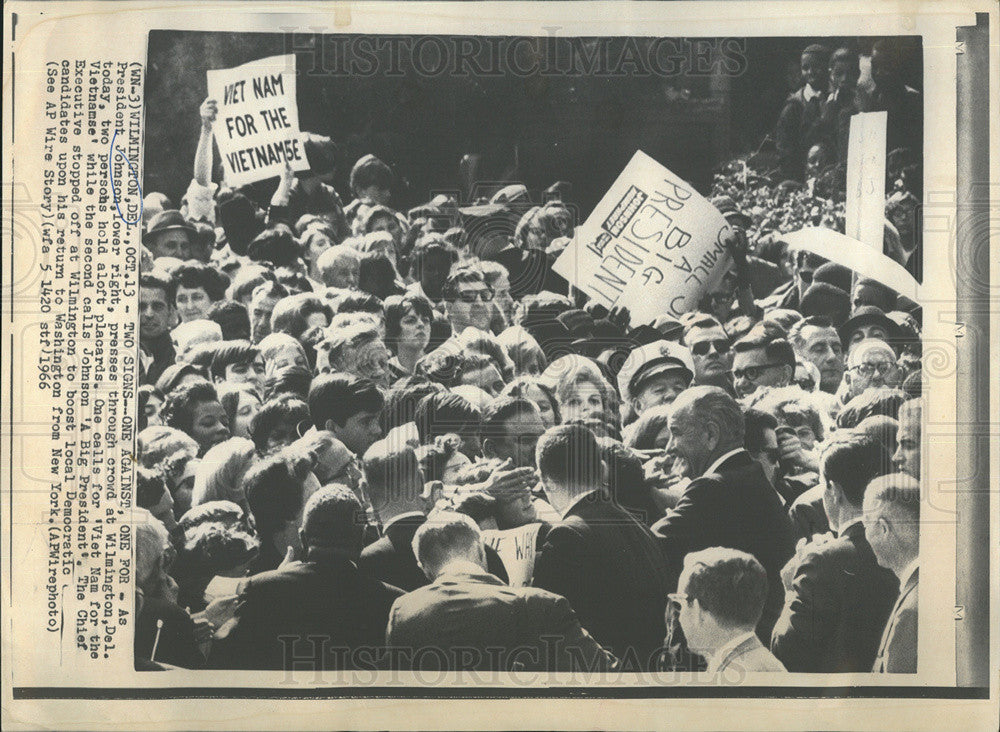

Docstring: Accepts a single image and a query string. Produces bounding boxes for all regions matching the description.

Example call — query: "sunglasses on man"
[690,339,730,357]
[456,286,494,303]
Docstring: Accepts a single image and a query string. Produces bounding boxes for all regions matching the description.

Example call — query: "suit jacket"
[873,567,918,673]
[651,451,796,642]
[360,514,509,592]
[787,484,830,543]
[775,86,826,181]
[208,553,403,670]
[771,521,900,672]
[712,634,786,674]
[386,568,617,672]
[532,492,673,670]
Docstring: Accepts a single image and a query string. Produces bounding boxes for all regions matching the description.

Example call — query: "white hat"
[617,340,694,403]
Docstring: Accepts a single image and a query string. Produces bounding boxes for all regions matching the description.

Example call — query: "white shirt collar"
[803,83,822,102]
[704,448,747,477]
[898,557,919,588]
[707,630,757,673]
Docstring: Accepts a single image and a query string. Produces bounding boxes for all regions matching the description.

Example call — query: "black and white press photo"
[132,26,928,680]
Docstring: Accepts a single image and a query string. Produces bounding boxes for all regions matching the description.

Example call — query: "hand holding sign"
[206,54,310,187]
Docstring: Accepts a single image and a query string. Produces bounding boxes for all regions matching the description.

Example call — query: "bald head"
[863,473,920,576]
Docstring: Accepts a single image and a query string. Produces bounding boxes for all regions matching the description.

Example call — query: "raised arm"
[194,98,218,187]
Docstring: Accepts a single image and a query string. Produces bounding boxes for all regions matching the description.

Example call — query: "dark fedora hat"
[143,209,197,246]
[839,305,901,346]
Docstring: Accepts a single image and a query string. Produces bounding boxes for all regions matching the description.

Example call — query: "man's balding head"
[863,473,920,576]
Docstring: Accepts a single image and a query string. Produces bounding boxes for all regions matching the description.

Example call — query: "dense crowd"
[135,39,922,676]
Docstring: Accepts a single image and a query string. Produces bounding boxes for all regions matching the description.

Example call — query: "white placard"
[845,111,888,249]
[206,54,310,187]
[553,150,732,326]
[782,226,919,300]
[482,523,543,588]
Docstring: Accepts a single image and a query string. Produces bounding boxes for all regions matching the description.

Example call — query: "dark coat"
[532,491,673,670]
[208,553,403,670]
[651,450,796,641]
[359,514,509,592]
[386,568,617,672]
[775,86,826,181]
[771,521,900,672]
[873,567,918,673]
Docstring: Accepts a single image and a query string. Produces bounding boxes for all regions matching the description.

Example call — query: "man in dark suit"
[532,424,673,671]
[209,486,403,671]
[771,434,899,672]
[386,512,617,672]
[359,443,518,590]
[652,386,795,642]
[865,473,920,673]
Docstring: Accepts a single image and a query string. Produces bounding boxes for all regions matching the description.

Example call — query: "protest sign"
[782,227,919,300]
[206,54,309,187]
[482,523,543,588]
[845,111,888,249]
[553,150,732,326]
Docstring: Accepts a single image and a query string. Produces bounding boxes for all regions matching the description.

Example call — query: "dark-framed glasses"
[732,363,784,381]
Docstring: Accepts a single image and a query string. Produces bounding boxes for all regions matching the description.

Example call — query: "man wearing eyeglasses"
[730,332,796,399]
[844,339,900,401]
[667,547,786,675]
[682,317,735,394]
[443,267,495,333]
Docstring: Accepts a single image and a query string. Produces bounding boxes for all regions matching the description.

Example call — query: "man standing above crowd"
[653,386,795,641]
[532,424,673,670]
[775,43,831,182]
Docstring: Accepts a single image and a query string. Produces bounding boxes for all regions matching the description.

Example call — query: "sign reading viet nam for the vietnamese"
[553,150,732,326]
[206,54,310,187]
